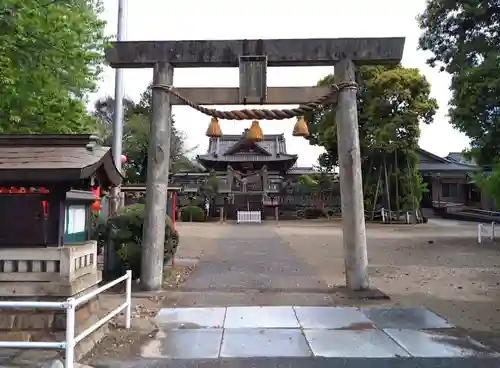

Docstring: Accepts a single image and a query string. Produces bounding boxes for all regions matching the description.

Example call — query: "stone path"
[93,306,499,367]
[144,306,498,359]
[167,224,348,308]
[178,225,328,291]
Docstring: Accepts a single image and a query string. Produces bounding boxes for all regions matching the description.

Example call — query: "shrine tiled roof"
[0,134,122,186]
[417,147,480,173]
[197,132,298,163]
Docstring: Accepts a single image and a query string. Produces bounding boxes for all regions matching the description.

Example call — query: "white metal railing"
[478,222,496,244]
[381,208,419,224]
[0,270,132,368]
[237,210,262,224]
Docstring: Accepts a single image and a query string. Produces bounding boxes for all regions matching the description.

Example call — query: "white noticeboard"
[65,205,87,234]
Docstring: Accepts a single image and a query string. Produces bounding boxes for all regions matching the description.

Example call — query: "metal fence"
[380,208,421,224]
[0,270,132,368]
[478,222,496,244]
[237,210,262,224]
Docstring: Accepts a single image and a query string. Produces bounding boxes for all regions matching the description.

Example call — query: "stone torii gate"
[105,37,405,292]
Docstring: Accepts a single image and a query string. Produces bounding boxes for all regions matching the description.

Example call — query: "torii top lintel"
[105,37,405,68]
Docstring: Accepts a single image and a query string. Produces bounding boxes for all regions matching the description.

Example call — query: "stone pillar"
[335,59,369,291]
[274,206,279,221]
[141,63,174,291]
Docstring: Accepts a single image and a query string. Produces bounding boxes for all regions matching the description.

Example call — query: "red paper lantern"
[120,154,127,164]
[91,187,100,198]
[91,200,101,213]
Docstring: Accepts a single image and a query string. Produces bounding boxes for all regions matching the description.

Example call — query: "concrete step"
[92,357,500,368]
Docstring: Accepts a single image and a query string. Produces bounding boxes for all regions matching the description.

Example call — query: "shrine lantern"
[91,200,101,213]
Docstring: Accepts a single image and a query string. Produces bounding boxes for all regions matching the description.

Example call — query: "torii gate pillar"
[106,37,405,291]
[335,59,369,290]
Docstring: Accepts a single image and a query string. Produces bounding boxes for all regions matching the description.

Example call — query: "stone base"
[333,286,390,301]
[0,242,108,360]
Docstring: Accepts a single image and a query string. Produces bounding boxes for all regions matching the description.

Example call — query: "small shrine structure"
[0,134,122,355]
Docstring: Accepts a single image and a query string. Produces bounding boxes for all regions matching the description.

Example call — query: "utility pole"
[105,0,126,280]
[335,59,369,291]
[111,0,126,174]
[140,63,174,291]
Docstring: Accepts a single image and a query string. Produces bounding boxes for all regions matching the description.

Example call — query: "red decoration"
[0,186,50,194]
[41,200,48,217]
[91,187,100,198]
[91,200,101,213]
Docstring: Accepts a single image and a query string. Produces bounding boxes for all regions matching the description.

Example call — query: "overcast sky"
[92,0,470,166]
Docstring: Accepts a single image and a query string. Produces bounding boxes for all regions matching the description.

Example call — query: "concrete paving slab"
[154,307,226,329]
[141,329,223,359]
[384,328,500,357]
[294,306,374,329]
[363,307,453,329]
[224,306,299,329]
[303,329,410,357]
[220,328,311,357]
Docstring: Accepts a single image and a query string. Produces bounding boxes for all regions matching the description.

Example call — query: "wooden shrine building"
[0,134,122,355]
[171,130,339,219]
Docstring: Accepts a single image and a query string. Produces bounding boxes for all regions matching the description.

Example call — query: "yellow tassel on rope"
[292,116,309,137]
[205,117,222,138]
[246,120,264,142]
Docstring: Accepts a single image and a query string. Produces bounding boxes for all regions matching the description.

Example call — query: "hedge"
[96,203,179,279]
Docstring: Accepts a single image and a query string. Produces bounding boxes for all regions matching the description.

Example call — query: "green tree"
[0,0,107,133]
[93,96,136,146]
[418,0,500,166]
[305,65,437,211]
[93,93,199,183]
[474,165,500,209]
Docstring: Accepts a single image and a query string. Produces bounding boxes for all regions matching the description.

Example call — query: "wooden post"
[383,157,392,224]
[394,150,400,221]
[335,59,369,291]
[371,165,383,221]
[141,62,173,291]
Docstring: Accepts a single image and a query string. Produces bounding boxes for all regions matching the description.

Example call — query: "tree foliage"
[305,65,438,211]
[474,164,500,209]
[93,86,199,183]
[0,0,107,133]
[418,0,500,166]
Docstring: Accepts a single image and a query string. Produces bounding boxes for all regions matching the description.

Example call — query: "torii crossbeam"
[105,37,405,292]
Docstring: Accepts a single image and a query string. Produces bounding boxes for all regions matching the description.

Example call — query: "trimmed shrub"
[303,207,325,219]
[96,203,179,279]
[181,205,205,222]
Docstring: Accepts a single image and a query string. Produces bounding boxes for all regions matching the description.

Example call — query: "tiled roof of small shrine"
[0,134,122,186]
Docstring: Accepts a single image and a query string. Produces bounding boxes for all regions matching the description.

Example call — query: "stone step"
[92,357,500,368]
